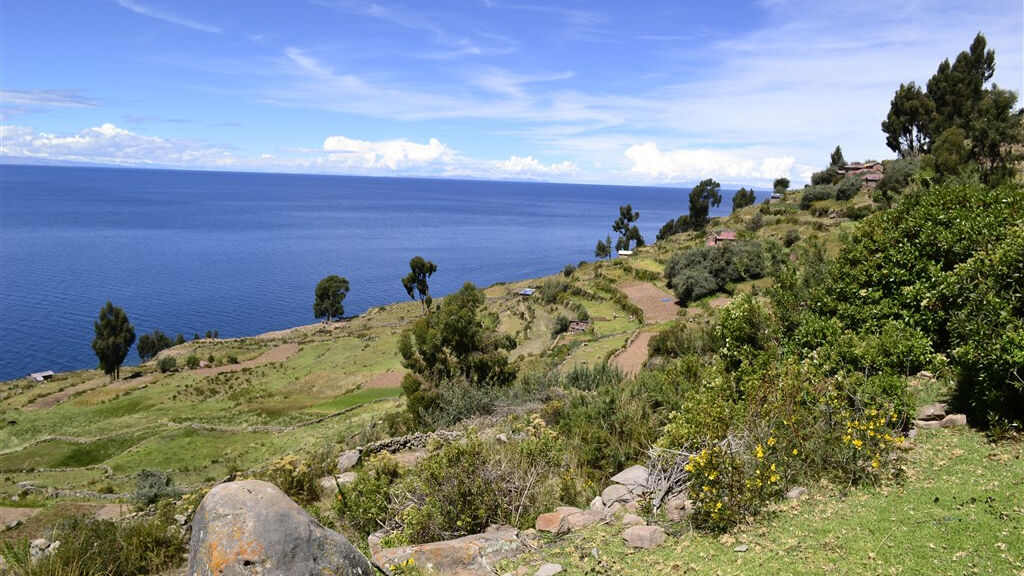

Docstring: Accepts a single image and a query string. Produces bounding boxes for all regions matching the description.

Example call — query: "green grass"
[308,387,404,412]
[503,428,1024,575]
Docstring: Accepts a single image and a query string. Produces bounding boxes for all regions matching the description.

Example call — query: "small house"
[706,229,738,247]
[567,320,591,334]
[30,370,54,382]
[517,288,535,297]
[617,250,634,257]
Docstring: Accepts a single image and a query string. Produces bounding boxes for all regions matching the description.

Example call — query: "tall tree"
[772,178,790,193]
[732,188,756,212]
[830,145,846,169]
[313,274,349,323]
[402,256,438,313]
[92,301,135,380]
[612,204,644,251]
[688,179,722,230]
[881,82,935,157]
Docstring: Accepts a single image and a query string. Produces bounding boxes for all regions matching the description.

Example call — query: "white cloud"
[116,0,222,33]
[624,142,803,186]
[322,135,453,170]
[0,123,235,166]
[497,155,577,177]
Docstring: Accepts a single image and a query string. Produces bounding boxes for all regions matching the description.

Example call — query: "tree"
[594,235,612,259]
[830,145,847,169]
[772,178,790,193]
[402,256,438,313]
[731,188,756,212]
[612,204,644,251]
[92,301,135,380]
[688,179,722,230]
[137,330,173,362]
[313,274,349,323]
[881,82,934,157]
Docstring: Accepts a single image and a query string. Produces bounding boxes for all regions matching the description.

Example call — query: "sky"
[1,0,1022,187]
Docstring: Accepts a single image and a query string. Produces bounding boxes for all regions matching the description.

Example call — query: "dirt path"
[192,342,300,376]
[610,331,656,377]
[25,373,156,411]
[619,282,681,324]
[0,506,42,526]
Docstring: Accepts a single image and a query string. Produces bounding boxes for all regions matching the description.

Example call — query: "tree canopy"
[92,302,136,380]
[732,188,756,212]
[402,256,438,313]
[688,179,722,229]
[313,274,349,322]
[137,330,173,362]
[612,204,644,252]
[772,178,790,193]
[594,234,612,259]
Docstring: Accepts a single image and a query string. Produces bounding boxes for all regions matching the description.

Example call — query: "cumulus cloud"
[322,135,454,170]
[497,155,577,177]
[0,123,235,166]
[624,142,804,185]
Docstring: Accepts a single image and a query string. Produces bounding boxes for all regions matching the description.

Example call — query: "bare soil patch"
[361,370,404,389]
[192,342,300,376]
[0,506,42,526]
[611,331,656,377]
[619,282,681,324]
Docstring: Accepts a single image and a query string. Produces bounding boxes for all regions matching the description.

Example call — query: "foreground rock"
[188,480,372,576]
[622,525,666,549]
[373,526,523,576]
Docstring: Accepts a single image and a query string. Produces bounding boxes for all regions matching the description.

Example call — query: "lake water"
[0,165,743,380]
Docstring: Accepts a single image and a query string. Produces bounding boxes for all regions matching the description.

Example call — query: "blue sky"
[2,0,1022,187]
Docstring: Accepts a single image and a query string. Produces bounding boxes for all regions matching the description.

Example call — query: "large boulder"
[917,403,947,422]
[622,525,666,549]
[373,526,523,576]
[610,465,651,494]
[188,480,372,576]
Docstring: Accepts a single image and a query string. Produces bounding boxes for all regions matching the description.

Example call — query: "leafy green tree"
[612,204,644,251]
[772,178,790,193]
[92,302,136,380]
[313,274,349,322]
[830,145,846,169]
[731,188,756,212]
[594,235,612,259]
[402,256,438,313]
[930,127,969,177]
[688,179,722,229]
[881,82,935,157]
[137,330,173,362]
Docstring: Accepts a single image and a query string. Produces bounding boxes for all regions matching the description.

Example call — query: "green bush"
[665,241,772,305]
[562,264,576,277]
[133,469,178,507]
[538,277,570,304]
[835,174,863,201]
[0,516,186,576]
[259,452,331,506]
[157,356,177,373]
[335,453,404,538]
[185,355,200,369]
[799,185,835,210]
[551,315,570,336]
[648,321,723,359]
[783,228,800,247]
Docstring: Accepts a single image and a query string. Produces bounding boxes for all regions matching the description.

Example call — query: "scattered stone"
[336,449,362,472]
[496,433,509,443]
[368,529,387,557]
[734,544,749,553]
[535,508,578,534]
[174,514,188,526]
[917,403,947,422]
[785,486,808,500]
[940,414,967,428]
[622,525,666,549]
[589,496,604,511]
[519,529,540,549]
[916,370,935,380]
[374,527,523,576]
[6,520,22,530]
[535,563,564,576]
[914,419,943,430]
[664,495,693,521]
[907,427,919,439]
[320,472,360,493]
[29,538,52,562]
[601,484,633,505]
[10,495,19,502]
[591,548,599,559]
[187,480,372,576]
[566,509,606,531]
[621,513,645,526]
[624,500,641,513]
[610,465,650,494]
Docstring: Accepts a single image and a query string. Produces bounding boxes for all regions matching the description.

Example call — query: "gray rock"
[174,514,188,526]
[9,495,18,503]
[565,508,606,531]
[907,427,919,439]
[320,472,359,494]
[29,538,51,562]
[664,495,692,521]
[535,563,564,576]
[610,465,651,493]
[914,419,942,429]
[940,414,967,428]
[188,479,372,576]
[620,513,645,526]
[784,486,807,500]
[601,484,633,505]
[496,433,509,443]
[917,402,947,422]
[589,496,604,511]
[734,544,749,553]
[374,527,523,576]
[622,525,666,549]
[336,449,362,472]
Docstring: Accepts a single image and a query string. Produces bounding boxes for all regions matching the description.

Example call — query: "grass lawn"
[504,428,1024,575]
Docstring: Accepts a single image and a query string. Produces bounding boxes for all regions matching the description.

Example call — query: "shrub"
[259,453,328,506]
[835,174,863,201]
[538,277,569,304]
[133,469,178,507]
[799,185,835,210]
[664,241,771,305]
[783,228,800,247]
[0,516,186,576]
[226,354,239,364]
[562,264,576,277]
[551,315,570,336]
[648,321,723,359]
[335,453,403,538]
[157,356,177,373]
[185,355,200,369]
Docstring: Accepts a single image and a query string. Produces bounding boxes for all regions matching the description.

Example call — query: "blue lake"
[0,165,745,380]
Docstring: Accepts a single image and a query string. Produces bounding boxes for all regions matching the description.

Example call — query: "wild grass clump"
[0,516,186,576]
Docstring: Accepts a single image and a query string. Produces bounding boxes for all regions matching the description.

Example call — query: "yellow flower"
[767,437,776,446]
[792,448,799,456]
